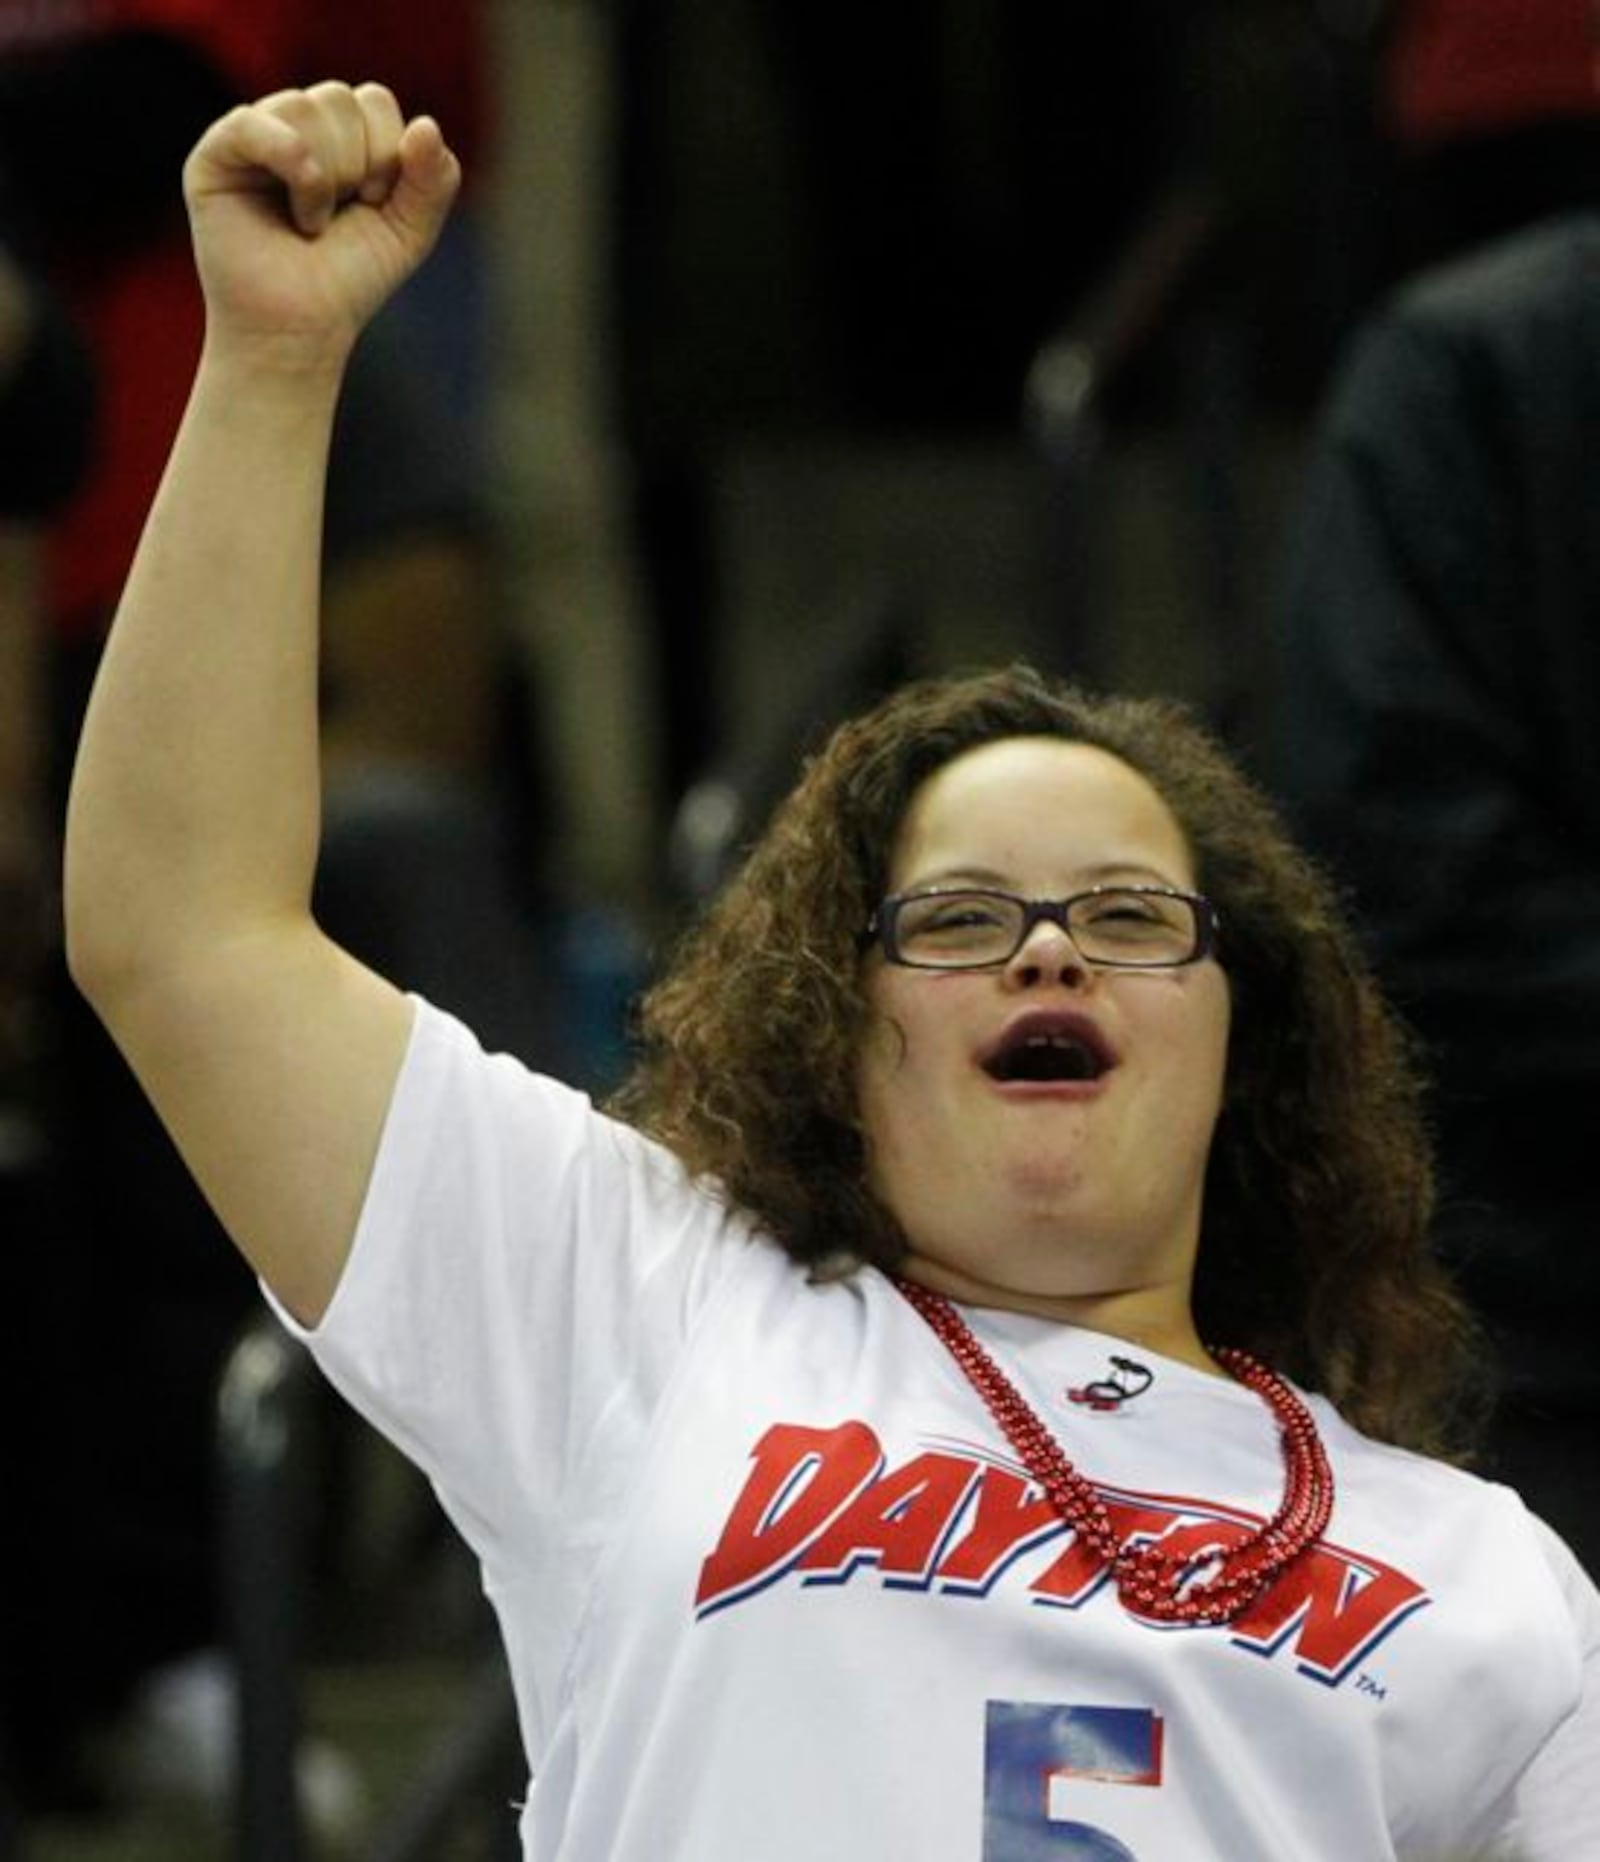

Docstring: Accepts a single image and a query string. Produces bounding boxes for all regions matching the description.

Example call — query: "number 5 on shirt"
[983,1701,1163,1860]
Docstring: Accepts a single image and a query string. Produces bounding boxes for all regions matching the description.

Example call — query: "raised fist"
[183,81,461,366]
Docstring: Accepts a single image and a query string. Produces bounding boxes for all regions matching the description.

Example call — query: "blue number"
[982,1702,1162,1861]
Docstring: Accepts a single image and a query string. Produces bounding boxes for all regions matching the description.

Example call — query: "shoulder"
[1388,212,1600,340]
[1315,1397,1525,1523]
[394,994,692,1188]
[1333,213,1600,428]
[1504,1518,1600,1856]
[1315,1398,1589,1625]
[322,994,758,1335]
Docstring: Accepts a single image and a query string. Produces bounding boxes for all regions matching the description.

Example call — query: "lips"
[979,1010,1117,1086]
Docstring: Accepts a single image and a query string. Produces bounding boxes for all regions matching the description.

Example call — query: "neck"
[895,1252,1221,1377]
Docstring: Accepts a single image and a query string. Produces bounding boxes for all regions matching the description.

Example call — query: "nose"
[1005,918,1091,989]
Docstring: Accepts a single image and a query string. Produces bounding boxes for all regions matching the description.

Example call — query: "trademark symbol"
[1356,1674,1387,1702]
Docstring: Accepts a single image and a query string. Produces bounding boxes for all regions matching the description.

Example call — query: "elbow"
[62,890,136,1023]
[61,809,118,1009]
[61,844,153,1024]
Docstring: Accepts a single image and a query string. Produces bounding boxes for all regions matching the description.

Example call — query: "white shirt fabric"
[272,999,1600,1861]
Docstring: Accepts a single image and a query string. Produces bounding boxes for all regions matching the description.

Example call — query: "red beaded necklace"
[896,1278,1334,1626]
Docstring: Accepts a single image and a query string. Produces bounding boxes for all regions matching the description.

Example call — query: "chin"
[993,1149,1093,1206]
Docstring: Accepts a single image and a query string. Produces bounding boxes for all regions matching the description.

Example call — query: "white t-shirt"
[274,999,1600,1861]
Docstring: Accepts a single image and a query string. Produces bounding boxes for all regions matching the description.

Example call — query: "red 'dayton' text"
[696,1420,1429,1686]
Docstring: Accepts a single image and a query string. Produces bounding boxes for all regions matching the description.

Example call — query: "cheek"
[1125,973,1230,1096]
[856,1006,909,1137]
[857,975,958,1169]
[857,967,969,1099]
[1175,977,1232,1113]
[1209,977,1234,1082]
[855,971,980,1155]
[858,967,915,1076]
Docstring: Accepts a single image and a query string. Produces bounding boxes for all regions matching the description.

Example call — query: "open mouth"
[982,1018,1114,1085]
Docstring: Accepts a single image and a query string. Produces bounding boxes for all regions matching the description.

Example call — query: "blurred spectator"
[0,238,91,1092]
[611,1,1213,799]
[0,231,94,1838]
[613,0,1376,799]
[0,242,92,515]
[0,0,496,670]
[0,0,567,1827]
[1269,213,1600,1573]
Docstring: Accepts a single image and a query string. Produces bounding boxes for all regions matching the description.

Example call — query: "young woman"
[64,83,1597,1859]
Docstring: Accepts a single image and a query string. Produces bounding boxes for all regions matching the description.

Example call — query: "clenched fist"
[184,81,460,369]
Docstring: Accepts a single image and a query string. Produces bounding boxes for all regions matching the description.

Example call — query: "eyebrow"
[906,862,1187,892]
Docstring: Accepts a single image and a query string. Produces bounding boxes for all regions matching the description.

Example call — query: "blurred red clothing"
[0,0,491,639]
[0,0,489,149]
[1385,0,1600,148]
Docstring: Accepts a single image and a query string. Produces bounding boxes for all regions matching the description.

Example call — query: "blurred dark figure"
[614,0,1389,803]
[1270,214,1600,1572]
[613,1,1200,802]
[0,244,92,515]
[0,232,94,1851]
[0,1,564,1828]
[0,232,91,1094]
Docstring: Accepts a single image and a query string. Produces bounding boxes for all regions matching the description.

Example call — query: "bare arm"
[63,83,461,1324]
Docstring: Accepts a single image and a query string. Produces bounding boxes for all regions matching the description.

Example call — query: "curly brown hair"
[613,664,1485,1457]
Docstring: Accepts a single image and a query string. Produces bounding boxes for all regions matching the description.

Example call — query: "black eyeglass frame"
[862,884,1221,971]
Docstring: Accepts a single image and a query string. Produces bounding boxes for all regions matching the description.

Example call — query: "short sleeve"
[266,997,747,1582]
[1501,1520,1600,1858]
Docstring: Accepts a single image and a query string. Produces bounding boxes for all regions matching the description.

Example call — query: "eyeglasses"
[865,885,1219,971]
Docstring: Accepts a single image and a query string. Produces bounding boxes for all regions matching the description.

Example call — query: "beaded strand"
[896,1279,1334,1626]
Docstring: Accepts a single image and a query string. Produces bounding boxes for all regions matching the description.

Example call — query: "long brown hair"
[613,665,1484,1456]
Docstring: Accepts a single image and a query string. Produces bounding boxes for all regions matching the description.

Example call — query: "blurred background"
[3,0,1596,1854]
